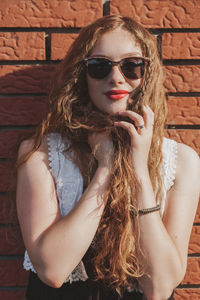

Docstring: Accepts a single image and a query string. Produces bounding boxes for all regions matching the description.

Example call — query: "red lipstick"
[104,90,129,100]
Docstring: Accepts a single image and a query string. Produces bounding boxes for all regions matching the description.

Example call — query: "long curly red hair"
[16,15,167,295]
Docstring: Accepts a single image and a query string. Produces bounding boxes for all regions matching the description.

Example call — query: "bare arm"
[137,144,200,300]
[115,106,200,300]
[17,135,112,288]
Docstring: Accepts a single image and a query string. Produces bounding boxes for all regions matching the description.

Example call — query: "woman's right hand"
[88,131,114,167]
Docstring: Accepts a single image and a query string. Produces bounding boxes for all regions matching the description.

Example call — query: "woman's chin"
[102,106,129,116]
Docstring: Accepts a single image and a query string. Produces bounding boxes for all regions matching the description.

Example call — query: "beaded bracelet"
[138,204,160,216]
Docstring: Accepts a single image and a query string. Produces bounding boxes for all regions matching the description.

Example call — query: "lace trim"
[23,251,36,273]
[162,138,178,191]
[46,133,83,217]
[65,261,88,283]
[160,138,178,216]
[46,133,62,183]
[23,251,88,283]
[47,133,66,215]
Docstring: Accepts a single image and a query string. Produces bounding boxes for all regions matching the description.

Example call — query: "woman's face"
[87,28,143,115]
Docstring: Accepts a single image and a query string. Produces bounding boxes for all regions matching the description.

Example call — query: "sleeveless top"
[23,133,178,284]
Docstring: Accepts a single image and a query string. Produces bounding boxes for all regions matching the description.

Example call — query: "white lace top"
[23,133,178,284]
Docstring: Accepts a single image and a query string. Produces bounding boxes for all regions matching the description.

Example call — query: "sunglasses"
[84,56,149,80]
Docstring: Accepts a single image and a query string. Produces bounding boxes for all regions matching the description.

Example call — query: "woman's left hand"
[114,105,154,174]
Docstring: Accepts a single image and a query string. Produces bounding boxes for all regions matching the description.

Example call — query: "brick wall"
[0,0,199,299]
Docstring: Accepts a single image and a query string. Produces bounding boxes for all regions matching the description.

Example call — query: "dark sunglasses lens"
[121,59,145,79]
[87,59,111,79]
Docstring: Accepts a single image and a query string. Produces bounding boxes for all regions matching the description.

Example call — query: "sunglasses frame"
[83,56,150,80]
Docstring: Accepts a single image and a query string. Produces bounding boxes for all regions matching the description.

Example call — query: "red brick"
[110,0,200,28]
[0,32,45,60]
[182,257,200,284]
[174,289,200,300]
[0,194,10,223]
[0,194,17,224]
[0,259,28,286]
[188,226,200,254]
[0,97,48,126]
[51,33,78,60]
[195,201,200,223]
[0,193,19,225]
[167,97,200,125]
[0,129,32,159]
[165,130,200,155]
[0,227,25,255]
[162,33,200,59]
[0,65,55,93]
[164,66,200,93]
[0,0,102,27]
[0,290,26,300]
[0,161,11,192]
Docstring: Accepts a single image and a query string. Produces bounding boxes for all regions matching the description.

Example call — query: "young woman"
[16,15,200,300]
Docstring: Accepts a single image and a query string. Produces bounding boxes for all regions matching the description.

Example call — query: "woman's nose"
[108,65,126,84]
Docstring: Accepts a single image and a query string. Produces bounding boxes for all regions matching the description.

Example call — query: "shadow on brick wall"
[0,64,57,300]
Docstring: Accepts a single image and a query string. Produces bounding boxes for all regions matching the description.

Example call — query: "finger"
[114,120,138,137]
[118,111,145,128]
[142,105,154,129]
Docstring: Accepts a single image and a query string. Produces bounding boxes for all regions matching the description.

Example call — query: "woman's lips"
[104,90,129,100]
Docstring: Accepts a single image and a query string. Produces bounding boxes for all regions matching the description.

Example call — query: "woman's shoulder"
[164,139,200,197]
[17,136,49,166]
[163,137,199,159]
[177,141,199,159]
[162,138,199,190]
[18,133,67,159]
[163,137,199,174]
[176,142,200,178]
